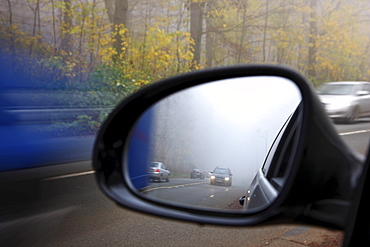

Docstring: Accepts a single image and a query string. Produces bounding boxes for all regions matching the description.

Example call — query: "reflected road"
[142,178,246,210]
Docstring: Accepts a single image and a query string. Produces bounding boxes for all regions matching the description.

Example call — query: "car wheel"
[158,175,162,183]
[166,176,169,182]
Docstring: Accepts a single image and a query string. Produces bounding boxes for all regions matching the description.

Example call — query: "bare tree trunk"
[51,0,58,55]
[61,0,73,54]
[176,2,186,71]
[104,0,115,23]
[6,0,13,25]
[262,0,269,63]
[6,0,15,55]
[237,1,247,64]
[29,0,41,56]
[139,2,151,71]
[205,30,214,68]
[190,0,204,70]
[89,0,97,67]
[112,0,128,63]
[359,38,370,80]
[205,1,214,68]
[307,0,317,78]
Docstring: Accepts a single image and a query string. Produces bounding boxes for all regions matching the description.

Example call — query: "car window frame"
[263,103,303,190]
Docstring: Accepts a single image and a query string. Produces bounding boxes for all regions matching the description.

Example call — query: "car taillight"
[155,169,160,172]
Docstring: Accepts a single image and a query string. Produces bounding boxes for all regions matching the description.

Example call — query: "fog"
[145,76,301,187]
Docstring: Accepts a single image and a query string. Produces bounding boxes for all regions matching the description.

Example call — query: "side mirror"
[93,65,364,228]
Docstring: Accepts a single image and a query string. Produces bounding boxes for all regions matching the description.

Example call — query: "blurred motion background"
[0,59,118,171]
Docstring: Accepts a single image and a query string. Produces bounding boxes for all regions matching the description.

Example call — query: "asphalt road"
[334,118,370,155]
[1,119,369,247]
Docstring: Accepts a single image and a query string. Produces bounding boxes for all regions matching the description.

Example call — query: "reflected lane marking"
[339,129,370,136]
[142,181,208,193]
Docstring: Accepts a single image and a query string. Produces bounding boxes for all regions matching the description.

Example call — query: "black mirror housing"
[93,65,364,229]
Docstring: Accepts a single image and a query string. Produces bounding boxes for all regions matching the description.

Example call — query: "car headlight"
[225,177,229,181]
[211,176,215,179]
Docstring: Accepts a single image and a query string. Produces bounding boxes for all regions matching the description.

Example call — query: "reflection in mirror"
[126,76,302,212]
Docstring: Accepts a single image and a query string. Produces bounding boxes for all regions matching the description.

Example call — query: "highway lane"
[1,120,369,246]
[335,118,370,155]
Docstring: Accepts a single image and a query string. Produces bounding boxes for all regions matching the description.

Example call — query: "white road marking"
[339,129,370,136]
[42,170,95,181]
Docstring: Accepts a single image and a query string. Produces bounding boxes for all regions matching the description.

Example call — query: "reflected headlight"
[211,176,215,179]
[225,177,229,181]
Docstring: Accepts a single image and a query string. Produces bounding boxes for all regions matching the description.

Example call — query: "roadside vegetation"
[2,0,370,90]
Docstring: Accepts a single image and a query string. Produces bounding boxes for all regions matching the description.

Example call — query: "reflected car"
[317,81,370,123]
[190,169,205,179]
[210,167,232,186]
[148,162,170,182]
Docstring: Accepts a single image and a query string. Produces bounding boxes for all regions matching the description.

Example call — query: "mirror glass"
[126,76,302,212]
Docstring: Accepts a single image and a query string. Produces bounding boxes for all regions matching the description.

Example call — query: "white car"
[148,162,170,182]
[317,81,370,123]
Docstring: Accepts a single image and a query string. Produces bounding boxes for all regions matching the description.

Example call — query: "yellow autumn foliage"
[2,0,370,89]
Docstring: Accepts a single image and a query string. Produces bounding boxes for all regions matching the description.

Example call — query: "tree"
[61,0,73,54]
[307,0,317,79]
[112,0,128,63]
[190,0,204,69]
[204,1,214,67]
